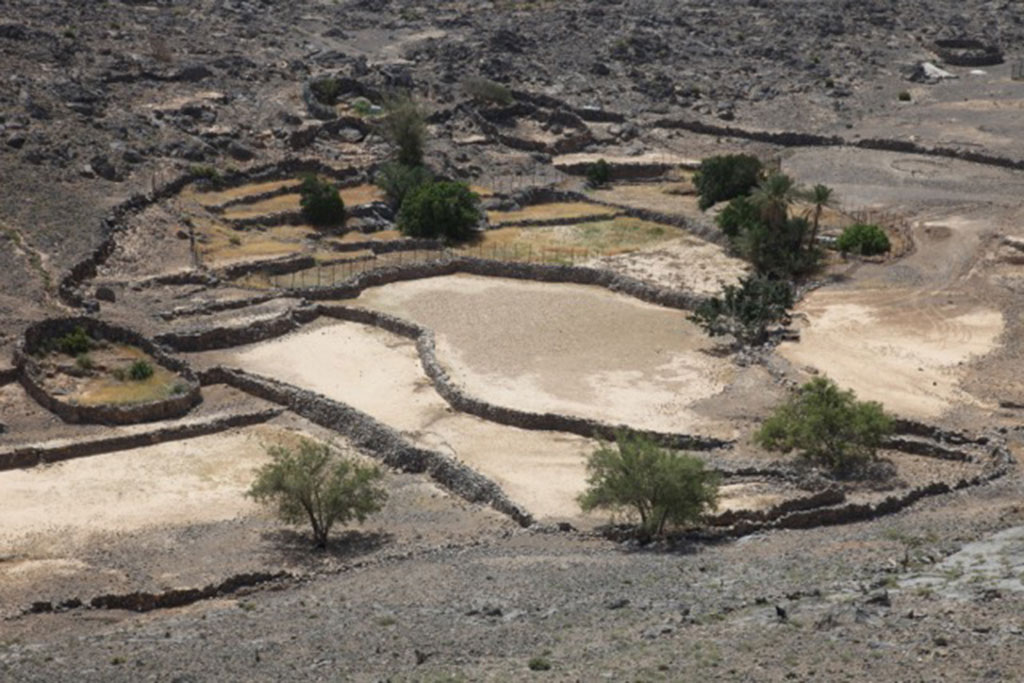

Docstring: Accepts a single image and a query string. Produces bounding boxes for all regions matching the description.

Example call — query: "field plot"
[352,275,735,436]
[780,290,1004,419]
[486,201,618,227]
[460,217,678,260]
[205,319,600,522]
[589,182,702,219]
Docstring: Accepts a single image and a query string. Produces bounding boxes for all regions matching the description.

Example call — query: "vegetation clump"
[715,172,825,280]
[127,359,154,381]
[578,432,719,538]
[398,181,481,242]
[51,326,95,356]
[380,93,427,167]
[586,159,612,188]
[693,154,763,210]
[463,76,514,106]
[248,439,388,549]
[837,223,890,256]
[689,276,793,346]
[298,174,346,228]
[309,77,342,105]
[375,162,433,209]
[756,377,893,477]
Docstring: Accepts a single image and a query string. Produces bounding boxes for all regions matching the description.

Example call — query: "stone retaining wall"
[201,366,535,527]
[16,317,202,425]
[318,304,730,452]
[0,407,281,472]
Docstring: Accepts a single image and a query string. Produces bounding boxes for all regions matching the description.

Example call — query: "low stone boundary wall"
[28,570,291,615]
[157,293,280,321]
[156,306,318,352]
[201,366,535,527]
[318,304,731,452]
[722,447,1014,538]
[0,407,282,472]
[15,317,202,425]
[707,487,846,528]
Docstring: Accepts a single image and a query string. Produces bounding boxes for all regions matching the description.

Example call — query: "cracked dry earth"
[3,1,1024,681]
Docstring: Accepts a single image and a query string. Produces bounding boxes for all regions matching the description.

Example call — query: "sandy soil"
[0,427,284,552]
[780,290,1004,419]
[589,234,749,294]
[212,319,600,523]
[352,274,736,435]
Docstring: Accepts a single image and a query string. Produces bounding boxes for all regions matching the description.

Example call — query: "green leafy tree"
[837,223,890,256]
[380,93,426,166]
[578,432,719,537]
[689,276,793,345]
[398,181,481,242]
[248,439,388,548]
[586,159,612,188]
[375,162,433,209]
[693,154,763,210]
[716,195,760,239]
[298,175,346,228]
[755,377,893,477]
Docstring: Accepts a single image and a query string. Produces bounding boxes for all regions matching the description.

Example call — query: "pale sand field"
[779,293,1004,419]
[588,235,749,295]
[222,320,599,522]
[352,274,735,436]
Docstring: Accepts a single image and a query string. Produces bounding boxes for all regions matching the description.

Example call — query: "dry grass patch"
[486,202,618,226]
[38,344,188,407]
[460,217,678,260]
[589,182,702,218]
[340,183,385,206]
[222,193,302,220]
[195,218,314,265]
[182,179,299,208]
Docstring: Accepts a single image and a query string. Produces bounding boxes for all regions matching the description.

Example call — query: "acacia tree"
[755,377,893,477]
[248,439,388,549]
[578,432,719,537]
[688,276,793,346]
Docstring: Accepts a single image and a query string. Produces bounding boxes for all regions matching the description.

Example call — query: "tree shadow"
[259,527,392,570]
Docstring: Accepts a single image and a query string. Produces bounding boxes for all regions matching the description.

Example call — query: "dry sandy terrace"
[352,274,736,436]
[205,318,599,523]
[780,290,1004,419]
[197,275,751,522]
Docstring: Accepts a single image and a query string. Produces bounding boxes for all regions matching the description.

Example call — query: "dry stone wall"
[15,317,202,425]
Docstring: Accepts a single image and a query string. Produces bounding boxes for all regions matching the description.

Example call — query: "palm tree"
[750,172,796,230]
[804,184,834,250]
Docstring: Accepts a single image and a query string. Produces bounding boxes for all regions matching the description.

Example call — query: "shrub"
[578,432,719,537]
[298,174,346,228]
[127,359,154,381]
[375,162,433,209]
[248,439,388,548]
[898,90,912,102]
[528,657,552,672]
[310,77,341,105]
[689,276,793,346]
[351,97,374,117]
[397,181,481,242]
[836,223,890,256]
[53,327,94,356]
[586,159,611,188]
[463,76,514,106]
[190,165,223,188]
[75,353,94,371]
[755,377,892,477]
[693,154,763,210]
[380,93,426,166]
